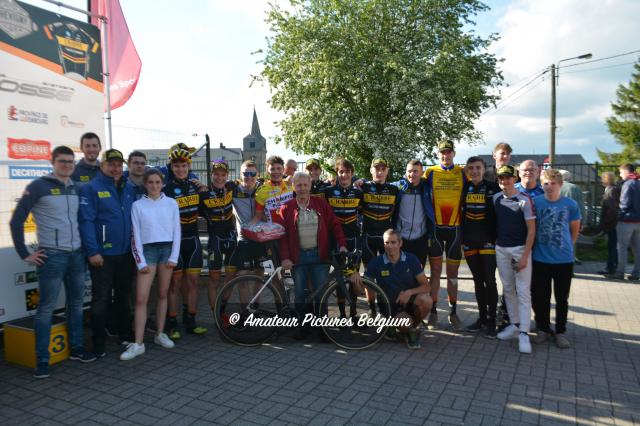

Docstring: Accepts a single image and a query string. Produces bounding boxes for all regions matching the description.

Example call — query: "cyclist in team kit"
[200,160,239,319]
[323,158,364,318]
[462,156,500,338]
[252,156,294,225]
[360,158,399,315]
[163,146,207,338]
[423,140,467,331]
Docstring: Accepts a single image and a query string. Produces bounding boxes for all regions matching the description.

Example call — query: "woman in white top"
[121,169,181,361]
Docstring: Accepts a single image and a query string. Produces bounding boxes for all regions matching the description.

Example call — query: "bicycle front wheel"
[319,276,391,350]
[214,274,284,346]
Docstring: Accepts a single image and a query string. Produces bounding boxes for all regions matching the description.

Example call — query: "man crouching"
[365,229,432,349]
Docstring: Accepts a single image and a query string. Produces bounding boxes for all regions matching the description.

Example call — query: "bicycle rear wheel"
[319,277,391,350]
[214,274,284,346]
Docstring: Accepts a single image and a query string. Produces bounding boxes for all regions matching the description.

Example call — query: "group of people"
[12,131,628,379]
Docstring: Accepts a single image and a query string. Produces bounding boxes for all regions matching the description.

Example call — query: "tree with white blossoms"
[260,0,503,176]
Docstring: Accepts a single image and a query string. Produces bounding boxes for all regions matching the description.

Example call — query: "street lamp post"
[549,53,592,166]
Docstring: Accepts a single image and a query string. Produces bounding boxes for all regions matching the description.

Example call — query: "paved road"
[1,262,639,425]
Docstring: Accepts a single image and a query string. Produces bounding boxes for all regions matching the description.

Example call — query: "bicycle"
[214,245,391,350]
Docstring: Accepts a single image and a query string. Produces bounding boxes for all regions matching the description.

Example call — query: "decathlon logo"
[9,166,53,179]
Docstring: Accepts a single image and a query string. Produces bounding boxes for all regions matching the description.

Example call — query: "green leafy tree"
[260,0,502,176]
[598,62,640,165]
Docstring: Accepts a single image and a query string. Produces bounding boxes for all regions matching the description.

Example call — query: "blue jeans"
[293,248,329,317]
[35,249,86,364]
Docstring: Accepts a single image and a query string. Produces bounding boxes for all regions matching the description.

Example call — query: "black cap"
[496,165,516,177]
[438,140,455,152]
[101,149,124,162]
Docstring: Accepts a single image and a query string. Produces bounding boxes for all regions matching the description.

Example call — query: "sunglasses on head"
[243,171,257,177]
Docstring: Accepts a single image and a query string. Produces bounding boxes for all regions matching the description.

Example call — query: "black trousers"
[531,261,573,334]
[464,245,497,322]
[89,253,135,352]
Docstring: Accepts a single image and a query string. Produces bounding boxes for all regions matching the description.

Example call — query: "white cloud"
[474,0,640,161]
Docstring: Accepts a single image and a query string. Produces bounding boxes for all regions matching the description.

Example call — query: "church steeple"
[251,108,261,136]
[242,108,267,172]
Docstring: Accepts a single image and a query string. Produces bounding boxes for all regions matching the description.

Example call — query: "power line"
[562,61,637,75]
[503,66,548,89]
[559,49,640,69]
[492,70,546,109]
[483,76,546,116]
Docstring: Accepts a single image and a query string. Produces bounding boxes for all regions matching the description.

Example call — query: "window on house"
[250,142,255,148]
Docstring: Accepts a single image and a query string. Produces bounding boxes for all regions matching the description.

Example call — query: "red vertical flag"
[90,0,141,110]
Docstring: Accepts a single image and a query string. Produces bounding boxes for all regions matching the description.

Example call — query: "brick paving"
[1,262,639,425]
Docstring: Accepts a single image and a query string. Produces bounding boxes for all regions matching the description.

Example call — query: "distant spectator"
[609,164,640,280]
[284,159,298,184]
[558,170,585,264]
[598,172,620,275]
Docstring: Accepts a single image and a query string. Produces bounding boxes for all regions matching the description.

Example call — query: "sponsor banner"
[0,1,103,89]
[0,1,103,323]
[7,105,48,124]
[9,165,52,179]
[8,137,51,160]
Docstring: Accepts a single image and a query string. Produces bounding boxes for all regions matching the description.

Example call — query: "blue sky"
[25,0,640,163]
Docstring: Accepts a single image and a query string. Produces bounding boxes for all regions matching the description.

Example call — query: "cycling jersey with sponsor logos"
[462,179,500,245]
[424,164,467,226]
[323,184,363,239]
[361,181,398,236]
[255,180,294,223]
[200,181,236,234]
[44,22,99,79]
[163,178,201,237]
[311,180,331,198]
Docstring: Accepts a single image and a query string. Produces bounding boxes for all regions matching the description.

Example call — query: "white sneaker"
[497,324,519,340]
[154,333,175,349]
[120,343,145,361]
[519,333,532,354]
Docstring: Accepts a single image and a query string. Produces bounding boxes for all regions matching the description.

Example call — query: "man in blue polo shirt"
[365,229,432,349]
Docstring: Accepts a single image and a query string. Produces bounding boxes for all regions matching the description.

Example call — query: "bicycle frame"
[245,265,284,311]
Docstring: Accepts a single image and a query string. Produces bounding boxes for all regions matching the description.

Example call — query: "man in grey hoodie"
[11,146,97,379]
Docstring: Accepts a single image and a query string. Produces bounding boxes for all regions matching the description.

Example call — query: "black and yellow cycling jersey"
[323,184,363,239]
[163,178,201,237]
[44,22,99,79]
[361,181,398,237]
[200,181,236,234]
[311,180,330,198]
[423,164,467,226]
[463,179,500,246]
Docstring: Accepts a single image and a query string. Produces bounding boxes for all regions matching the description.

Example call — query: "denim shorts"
[143,242,172,265]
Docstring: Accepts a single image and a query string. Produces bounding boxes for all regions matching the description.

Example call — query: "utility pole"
[548,53,592,168]
[549,64,556,167]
